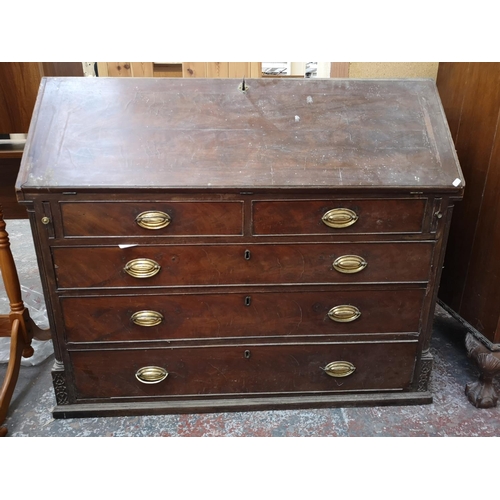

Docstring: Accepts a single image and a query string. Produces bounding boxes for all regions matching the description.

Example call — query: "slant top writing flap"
[16,77,464,193]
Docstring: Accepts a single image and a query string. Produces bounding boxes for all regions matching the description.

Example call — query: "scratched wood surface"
[17,77,463,193]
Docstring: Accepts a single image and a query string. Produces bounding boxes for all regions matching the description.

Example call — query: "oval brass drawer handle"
[322,361,356,378]
[135,211,171,230]
[328,305,361,323]
[135,366,168,384]
[131,310,164,327]
[322,208,358,228]
[332,255,367,274]
[124,258,161,278]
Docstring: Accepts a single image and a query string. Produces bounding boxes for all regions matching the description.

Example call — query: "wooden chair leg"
[0,207,50,435]
[0,319,23,433]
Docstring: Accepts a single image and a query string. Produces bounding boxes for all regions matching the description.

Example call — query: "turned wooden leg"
[465,333,500,408]
[0,319,23,427]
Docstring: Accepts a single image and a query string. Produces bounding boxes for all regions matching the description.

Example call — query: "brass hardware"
[328,305,361,323]
[131,310,164,327]
[41,217,50,225]
[322,361,356,378]
[322,208,358,228]
[244,249,251,260]
[245,296,251,307]
[244,350,251,359]
[435,212,443,219]
[135,366,168,384]
[124,258,161,278]
[332,255,367,274]
[135,211,171,230]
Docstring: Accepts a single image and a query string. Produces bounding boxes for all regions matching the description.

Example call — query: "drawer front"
[60,201,243,237]
[52,242,434,289]
[61,289,425,343]
[70,341,418,399]
[252,199,426,235]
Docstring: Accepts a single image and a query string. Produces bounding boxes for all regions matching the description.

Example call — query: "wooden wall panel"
[330,63,350,78]
[107,63,133,77]
[206,62,229,78]
[183,62,208,78]
[0,63,42,134]
[130,62,154,77]
[437,62,500,343]
[41,63,83,77]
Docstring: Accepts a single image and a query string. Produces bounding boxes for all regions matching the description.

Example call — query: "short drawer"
[52,242,434,289]
[61,289,425,343]
[70,340,418,400]
[60,201,243,237]
[252,199,426,235]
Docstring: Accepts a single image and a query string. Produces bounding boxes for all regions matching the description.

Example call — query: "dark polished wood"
[52,242,434,289]
[0,157,26,219]
[17,78,463,193]
[15,77,463,417]
[437,62,500,407]
[60,288,425,343]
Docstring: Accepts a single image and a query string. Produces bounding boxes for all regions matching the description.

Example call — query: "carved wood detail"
[465,333,500,408]
[51,361,69,406]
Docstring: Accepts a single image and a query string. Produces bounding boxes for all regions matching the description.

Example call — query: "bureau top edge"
[16,77,464,195]
[14,185,465,203]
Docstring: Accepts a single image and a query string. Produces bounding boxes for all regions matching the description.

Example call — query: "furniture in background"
[436,62,500,408]
[16,77,463,418]
[97,62,263,78]
[0,207,50,436]
[0,63,84,219]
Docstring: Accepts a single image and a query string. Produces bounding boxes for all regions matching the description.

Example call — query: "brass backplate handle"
[332,255,367,274]
[136,211,171,230]
[322,361,356,378]
[131,310,164,327]
[328,305,361,323]
[322,208,358,228]
[135,366,168,384]
[124,258,161,278]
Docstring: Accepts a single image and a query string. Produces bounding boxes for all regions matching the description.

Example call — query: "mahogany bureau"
[16,77,464,417]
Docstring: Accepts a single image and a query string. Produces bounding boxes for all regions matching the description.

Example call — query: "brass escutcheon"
[328,305,361,323]
[135,211,171,230]
[124,258,161,278]
[332,255,367,274]
[135,366,168,384]
[131,310,164,327]
[322,361,356,378]
[322,208,358,228]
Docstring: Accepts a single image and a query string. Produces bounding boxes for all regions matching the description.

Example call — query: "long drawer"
[60,201,244,237]
[60,288,425,343]
[252,199,426,235]
[52,242,434,289]
[70,340,418,400]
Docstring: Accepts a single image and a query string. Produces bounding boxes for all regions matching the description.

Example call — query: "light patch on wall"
[349,62,439,80]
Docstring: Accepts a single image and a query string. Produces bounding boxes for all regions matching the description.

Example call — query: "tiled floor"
[1,219,499,437]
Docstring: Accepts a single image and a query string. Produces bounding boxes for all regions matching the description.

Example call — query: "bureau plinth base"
[52,392,433,419]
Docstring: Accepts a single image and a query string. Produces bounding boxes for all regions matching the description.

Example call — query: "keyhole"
[245,296,251,307]
[244,249,251,260]
[244,350,251,359]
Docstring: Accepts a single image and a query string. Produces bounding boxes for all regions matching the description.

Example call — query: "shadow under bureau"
[15,77,464,417]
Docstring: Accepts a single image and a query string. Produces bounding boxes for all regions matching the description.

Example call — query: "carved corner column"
[51,360,69,406]
[465,333,500,408]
